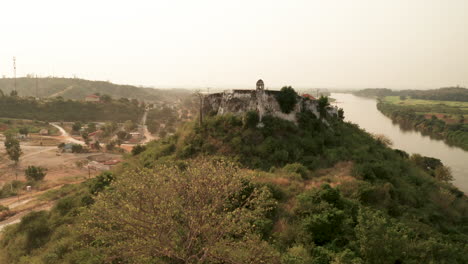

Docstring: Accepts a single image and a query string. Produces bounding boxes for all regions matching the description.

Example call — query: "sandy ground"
[0,121,145,231]
[0,141,122,231]
[0,143,91,184]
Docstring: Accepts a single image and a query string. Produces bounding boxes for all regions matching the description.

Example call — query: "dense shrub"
[276,86,298,114]
[24,166,47,181]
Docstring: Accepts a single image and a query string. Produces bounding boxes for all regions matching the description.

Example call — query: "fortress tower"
[256,79,264,91]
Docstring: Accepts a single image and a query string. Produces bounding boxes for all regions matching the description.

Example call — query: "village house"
[85,94,100,102]
[39,129,49,135]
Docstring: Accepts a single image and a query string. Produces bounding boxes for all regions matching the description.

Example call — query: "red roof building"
[302,94,316,100]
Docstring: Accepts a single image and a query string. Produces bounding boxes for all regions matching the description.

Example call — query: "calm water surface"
[332,93,468,193]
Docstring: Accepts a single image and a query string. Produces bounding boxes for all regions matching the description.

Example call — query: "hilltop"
[0,77,191,102]
[0,92,466,264]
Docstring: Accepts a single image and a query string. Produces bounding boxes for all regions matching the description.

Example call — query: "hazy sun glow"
[1,0,467,89]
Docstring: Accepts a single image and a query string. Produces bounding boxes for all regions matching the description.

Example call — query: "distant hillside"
[0,77,192,102]
[354,87,468,102]
[353,88,394,97]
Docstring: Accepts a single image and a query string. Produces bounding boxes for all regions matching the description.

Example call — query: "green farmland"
[378,96,468,150]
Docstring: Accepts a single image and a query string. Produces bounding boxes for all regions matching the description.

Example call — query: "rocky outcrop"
[202,89,337,123]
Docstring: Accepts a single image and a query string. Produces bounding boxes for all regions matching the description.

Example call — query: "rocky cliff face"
[202,89,337,123]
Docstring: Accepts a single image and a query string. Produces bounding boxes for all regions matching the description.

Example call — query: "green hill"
[0,96,467,263]
[0,77,191,102]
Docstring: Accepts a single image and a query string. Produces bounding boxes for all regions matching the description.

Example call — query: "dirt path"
[50,123,85,145]
[141,109,156,143]
[48,85,74,98]
[0,202,54,231]
[0,180,85,231]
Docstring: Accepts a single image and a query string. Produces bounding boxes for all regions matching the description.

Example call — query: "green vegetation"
[0,118,58,136]
[0,95,144,122]
[0,181,27,199]
[0,105,467,263]
[0,77,192,102]
[377,96,468,150]
[354,87,468,102]
[146,106,179,135]
[4,133,22,179]
[276,86,299,114]
[24,166,48,181]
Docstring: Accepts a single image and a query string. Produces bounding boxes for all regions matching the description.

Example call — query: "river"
[332,93,468,193]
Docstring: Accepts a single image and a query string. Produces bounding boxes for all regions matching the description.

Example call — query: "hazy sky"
[0,0,467,89]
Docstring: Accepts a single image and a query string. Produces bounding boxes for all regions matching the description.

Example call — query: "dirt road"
[50,123,85,145]
[141,110,156,143]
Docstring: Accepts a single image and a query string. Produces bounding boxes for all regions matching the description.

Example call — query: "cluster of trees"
[0,119,55,137]
[0,95,144,122]
[146,106,178,137]
[354,87,468,102]
[0,102,467,263]
[377,101,468,150]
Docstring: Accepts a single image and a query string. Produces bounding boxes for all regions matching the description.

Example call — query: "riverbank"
[332,93,468,194]
[376,96,468,151]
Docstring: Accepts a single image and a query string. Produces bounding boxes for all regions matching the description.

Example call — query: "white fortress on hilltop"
[202,79,338,123]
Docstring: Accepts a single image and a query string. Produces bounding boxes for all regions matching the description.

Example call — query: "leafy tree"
[372,133,393,147]
[94,140,101,150]
[17,211,51,252]
[124,120,136,132]
[102,121,118,136]
[100,94,112,103]
[399,95,407,100]
[355,208,408,264]
[131,98,139,106]
[116,130,128,141]
[72,122,82,132]
[434,165,453,182]
[131,144,146,156]
[4,133,22,179]
[276,86,298,114]
[244,111,260,128]
[106,141,115,151]
[89,171,115,195]
[71,144,83,153]
[87,123,97,133]
[84,159,279,263]
[25,166,47,181]
[19,127,29,137]
[338,108,345,120]
[81,132,90,146]
[318,96,330,119]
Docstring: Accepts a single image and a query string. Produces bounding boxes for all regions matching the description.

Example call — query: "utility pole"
[13,57,16,92]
